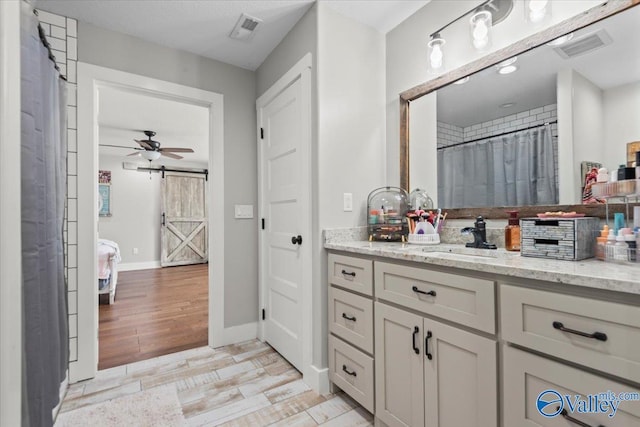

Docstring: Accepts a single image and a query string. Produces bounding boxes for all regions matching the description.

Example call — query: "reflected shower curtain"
[21,3,68,426]
[437,125,557,208]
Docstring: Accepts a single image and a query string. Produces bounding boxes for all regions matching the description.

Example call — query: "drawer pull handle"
[412,286,436,297]
[342,365,357,377]
[341,270,356,277]
[552,321,607,342]
[412,326,420,354]
[342,313,356,322]
[425,331,433,360]
[559,408,605,427]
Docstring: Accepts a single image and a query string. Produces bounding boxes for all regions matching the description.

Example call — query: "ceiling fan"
[100,130,195,160]
[130,130,194,160]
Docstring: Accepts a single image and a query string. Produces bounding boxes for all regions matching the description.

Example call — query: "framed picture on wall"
[627,141,640,167]
[98,183,111,217]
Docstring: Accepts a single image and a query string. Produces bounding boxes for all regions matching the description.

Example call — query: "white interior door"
[161,172,208,267]
[259,73,309,372]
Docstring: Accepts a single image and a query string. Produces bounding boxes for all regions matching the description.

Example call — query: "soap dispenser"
[505,210,520,252]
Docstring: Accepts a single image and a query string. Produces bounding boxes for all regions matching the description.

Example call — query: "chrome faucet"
[461,216,497,249]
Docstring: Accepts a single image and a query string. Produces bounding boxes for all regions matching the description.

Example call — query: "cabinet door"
[375,302,425,427]
[424,318,498,427]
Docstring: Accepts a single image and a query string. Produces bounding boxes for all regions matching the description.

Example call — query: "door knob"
[291,235,302,245]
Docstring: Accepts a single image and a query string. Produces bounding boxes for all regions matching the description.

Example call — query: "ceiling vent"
[553,29,612,59]
[229,13,262,42]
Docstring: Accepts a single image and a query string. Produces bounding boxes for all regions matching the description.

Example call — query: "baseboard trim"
[118,261,161,272]
[304,364,330,394]
[213,322,258,348]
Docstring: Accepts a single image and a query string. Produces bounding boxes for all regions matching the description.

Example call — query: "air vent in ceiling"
[553,29,612,59]
[229,13,263,41]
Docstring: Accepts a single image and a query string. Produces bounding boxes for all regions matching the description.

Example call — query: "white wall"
[603,81,640,170]
[386,0,603,186]
[78,22,257,329]
[316,3,386,369]
[0,2,22,424]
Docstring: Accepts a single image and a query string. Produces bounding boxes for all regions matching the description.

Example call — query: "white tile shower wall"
[37,10,78,362]
[437,103,559,183]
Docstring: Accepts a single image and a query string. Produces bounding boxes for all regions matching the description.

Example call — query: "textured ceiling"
[36,0,430,70]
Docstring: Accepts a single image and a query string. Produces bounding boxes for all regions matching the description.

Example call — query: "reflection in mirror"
[410,5,640,209]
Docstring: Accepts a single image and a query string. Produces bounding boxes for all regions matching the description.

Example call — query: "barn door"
[161,172,208,267]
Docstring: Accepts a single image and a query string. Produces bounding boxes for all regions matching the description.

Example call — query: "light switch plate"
[343,193,353,212]
[234,204,254,219]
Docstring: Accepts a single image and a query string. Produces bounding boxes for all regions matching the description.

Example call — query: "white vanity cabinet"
[375,302,498,427]
[327,253,375,413]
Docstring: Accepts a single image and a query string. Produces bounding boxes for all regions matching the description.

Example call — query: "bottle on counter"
[605,229,617,261]
[614,230,628,263]
[595,224,609,261]
[505,210,520,252]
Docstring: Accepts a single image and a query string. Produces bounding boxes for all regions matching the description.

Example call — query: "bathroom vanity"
[325,232,640,427]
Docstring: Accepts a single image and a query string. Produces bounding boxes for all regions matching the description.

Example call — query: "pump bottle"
[505,211,520,251]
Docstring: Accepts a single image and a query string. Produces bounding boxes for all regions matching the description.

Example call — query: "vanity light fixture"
[427,33,446,73]
[525,0,550,24]
[470,10,493,50]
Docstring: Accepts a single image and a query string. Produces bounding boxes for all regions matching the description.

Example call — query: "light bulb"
[527,0,549,23]
[470,11,492,51]
[430,44,443,69]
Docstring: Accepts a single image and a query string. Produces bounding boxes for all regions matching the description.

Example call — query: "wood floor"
[99,264,208,370]
[57,340,372,426]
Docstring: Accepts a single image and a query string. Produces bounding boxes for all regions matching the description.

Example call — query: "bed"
[98,239,121,304]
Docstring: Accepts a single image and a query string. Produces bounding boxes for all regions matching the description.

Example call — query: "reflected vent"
[553,29,612,59]
[229,13,263,41]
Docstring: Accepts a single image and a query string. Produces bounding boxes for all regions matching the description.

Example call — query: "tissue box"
[521,217,600,261]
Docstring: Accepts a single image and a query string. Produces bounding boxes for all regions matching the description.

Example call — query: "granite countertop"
[324,237,640,296]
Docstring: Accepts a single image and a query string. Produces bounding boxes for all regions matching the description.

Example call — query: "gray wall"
[79,22,258,328]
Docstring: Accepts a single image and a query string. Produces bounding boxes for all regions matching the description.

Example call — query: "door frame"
[257,54,313,382]
[76,63,224,382]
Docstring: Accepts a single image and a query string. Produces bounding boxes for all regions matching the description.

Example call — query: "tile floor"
[56,340,372,426]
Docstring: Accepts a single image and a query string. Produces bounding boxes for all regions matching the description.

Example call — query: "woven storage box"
[521,217,600,261]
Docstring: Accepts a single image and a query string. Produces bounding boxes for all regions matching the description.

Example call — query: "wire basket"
[407,233,440,245]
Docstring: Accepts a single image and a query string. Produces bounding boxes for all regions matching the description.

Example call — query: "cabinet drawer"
[375,261,495,333]
[501,284,640,384]
[503,345,640,426]
[328,253,373,296]
[329,335,374,413]
[329,286,373,354]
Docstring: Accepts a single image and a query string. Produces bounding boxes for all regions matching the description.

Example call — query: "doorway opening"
[76,63,225,382]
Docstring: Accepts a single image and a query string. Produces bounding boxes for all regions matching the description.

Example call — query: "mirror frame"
[399,0,640,219]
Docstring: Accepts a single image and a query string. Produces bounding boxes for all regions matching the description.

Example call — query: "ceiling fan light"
[141,151,161,161]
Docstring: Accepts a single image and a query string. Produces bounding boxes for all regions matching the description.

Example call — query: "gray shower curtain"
[437,125,557,208]
[21,3,69,426]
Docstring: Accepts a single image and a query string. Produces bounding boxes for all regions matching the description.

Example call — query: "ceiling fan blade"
[159,147,194,153]
[100,144,138,149]
[134,139,153,150]
[127,152,141,157]
[161,152,183,160]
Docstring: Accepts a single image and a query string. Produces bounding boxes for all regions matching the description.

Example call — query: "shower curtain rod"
[437,120,557,150]
[32,9,67,81]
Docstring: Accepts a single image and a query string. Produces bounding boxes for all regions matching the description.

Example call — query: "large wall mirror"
[400,0,639,217]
